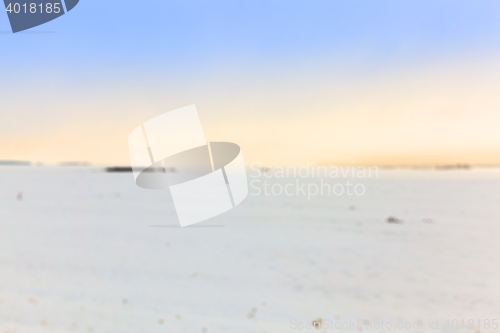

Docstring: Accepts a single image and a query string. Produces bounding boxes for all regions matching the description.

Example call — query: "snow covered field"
[1,167,499,333]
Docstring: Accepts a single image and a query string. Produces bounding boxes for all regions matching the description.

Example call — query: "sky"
[1,0,500,166]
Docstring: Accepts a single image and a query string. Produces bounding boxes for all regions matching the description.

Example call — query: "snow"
[1,167,499,333]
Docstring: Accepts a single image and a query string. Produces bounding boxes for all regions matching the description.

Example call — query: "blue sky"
[2,0,500,165]
[2,0,500,74]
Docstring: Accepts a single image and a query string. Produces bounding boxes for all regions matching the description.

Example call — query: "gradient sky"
[2,0,500,166]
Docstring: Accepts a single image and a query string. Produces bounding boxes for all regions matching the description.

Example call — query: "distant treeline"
[0,161,31,166]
